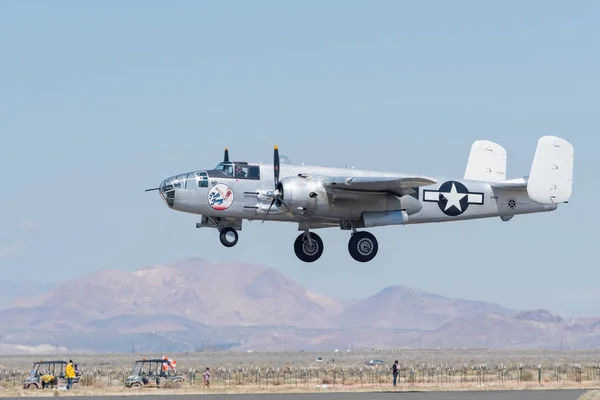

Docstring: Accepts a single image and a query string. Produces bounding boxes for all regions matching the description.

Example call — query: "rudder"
[464,140,507,182]
[527,136,574,205]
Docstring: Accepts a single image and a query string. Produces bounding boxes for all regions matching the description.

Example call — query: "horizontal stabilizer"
[490,178,528,190]
[527,136,574,205]
[464,140,507,182]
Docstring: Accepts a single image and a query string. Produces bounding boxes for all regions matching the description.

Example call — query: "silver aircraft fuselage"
[157,161,555,227]
[149,137,572,263]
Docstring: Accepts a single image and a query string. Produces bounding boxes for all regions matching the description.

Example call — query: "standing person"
[392,360,399,387]
[65,360,76,390]
[202,367,211,388]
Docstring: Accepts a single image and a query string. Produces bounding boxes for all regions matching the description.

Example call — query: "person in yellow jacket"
[65,360,76,390]
[41,373,55,389]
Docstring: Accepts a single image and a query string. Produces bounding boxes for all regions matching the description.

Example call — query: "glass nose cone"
[159,178,176,208]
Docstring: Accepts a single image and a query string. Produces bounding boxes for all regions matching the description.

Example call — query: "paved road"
[4,389,590,400]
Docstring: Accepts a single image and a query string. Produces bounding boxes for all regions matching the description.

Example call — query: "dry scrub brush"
[579,390,600,400]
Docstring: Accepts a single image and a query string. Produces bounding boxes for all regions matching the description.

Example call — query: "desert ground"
[0,390,594,400]
[1,349,600,397]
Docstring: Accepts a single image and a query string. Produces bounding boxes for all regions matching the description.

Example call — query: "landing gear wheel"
[348,231,378,262]
[219,227,238,247]
[294,232,324,262]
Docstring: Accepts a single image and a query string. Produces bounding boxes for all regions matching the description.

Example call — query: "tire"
[348,231,378,262]
[219,227,238,247]
[294,232,324,262]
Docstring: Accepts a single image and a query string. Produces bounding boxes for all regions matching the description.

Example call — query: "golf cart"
[23,360,80,390]
[125,358,185,388]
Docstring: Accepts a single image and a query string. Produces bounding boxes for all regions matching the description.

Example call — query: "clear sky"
[1,0,598,317]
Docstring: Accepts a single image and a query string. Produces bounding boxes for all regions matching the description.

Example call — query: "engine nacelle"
[277,176,327,213]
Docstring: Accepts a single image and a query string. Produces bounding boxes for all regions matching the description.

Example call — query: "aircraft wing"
[322,175,437,195]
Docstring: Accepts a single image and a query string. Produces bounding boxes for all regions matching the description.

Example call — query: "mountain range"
[1,257,599,354]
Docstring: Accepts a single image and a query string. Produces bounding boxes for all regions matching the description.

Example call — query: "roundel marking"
[423,180,485,217]
[507,198,517,209]
[208,183,234,210]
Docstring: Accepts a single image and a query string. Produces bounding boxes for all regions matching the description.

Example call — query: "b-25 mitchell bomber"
[146,136,573,263]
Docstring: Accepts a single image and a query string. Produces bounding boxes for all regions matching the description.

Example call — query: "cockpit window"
[214,162,234,177]
[234,165,248,178]
[212,162,260,180]
[247,165,259,179]
[172,174,185,188]
[196,171,208,187]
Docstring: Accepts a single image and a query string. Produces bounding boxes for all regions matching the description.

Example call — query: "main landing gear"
[294,232,324,263]
[212,222,378,263]
[348,231,378,262]
[292,230,379,263]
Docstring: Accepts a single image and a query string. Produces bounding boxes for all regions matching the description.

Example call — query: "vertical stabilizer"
[527,136,574,205]
[464,140,507,182]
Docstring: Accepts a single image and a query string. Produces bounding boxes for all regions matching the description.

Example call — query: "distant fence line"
[2,362,600,388]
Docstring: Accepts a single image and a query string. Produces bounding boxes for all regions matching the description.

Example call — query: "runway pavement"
[3,389,590,400]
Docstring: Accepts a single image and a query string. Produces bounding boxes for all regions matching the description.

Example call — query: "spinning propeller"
[262,145,291,223]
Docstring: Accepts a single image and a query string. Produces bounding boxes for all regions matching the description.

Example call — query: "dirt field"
[0,380,597,398]
[3,348,600,370]
[1,349,600,396]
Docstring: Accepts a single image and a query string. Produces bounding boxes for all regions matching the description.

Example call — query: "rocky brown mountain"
[334,284,513,330]
[9,257,342,330]
[2,257,600,353]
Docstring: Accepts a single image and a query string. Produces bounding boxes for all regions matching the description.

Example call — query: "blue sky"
[1,0,598,317]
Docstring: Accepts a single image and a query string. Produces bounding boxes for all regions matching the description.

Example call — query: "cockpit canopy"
[213,161,260,179]
[158,162,261,201]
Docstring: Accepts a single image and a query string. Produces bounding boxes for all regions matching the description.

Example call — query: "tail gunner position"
[146,136,574,263]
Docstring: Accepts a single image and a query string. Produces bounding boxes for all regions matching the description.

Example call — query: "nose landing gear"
[219,227,239,247]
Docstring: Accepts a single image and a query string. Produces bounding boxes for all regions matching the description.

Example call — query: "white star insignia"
[440,183,467,212]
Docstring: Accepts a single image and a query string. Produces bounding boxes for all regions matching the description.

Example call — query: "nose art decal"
[208,183,234,210]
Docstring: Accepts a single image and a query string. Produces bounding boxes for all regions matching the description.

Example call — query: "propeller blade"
[261,146,289,223]
[261,198,276,224]
[145,187,160,192]
[224,148,229,162]
[273,145,280,187]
